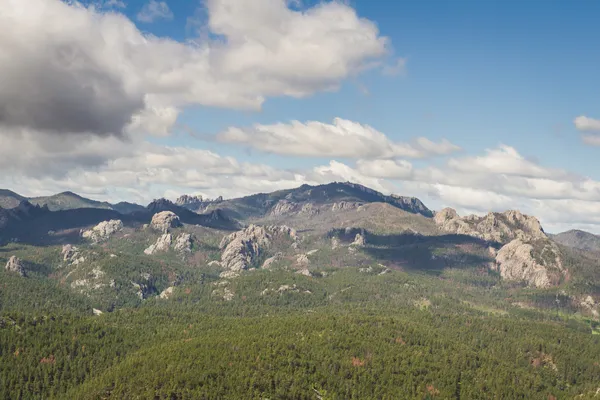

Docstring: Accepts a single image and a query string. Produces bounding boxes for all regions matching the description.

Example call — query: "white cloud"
[309,160,395,194]
[216,118,460,158]
[0,0,391,137]
[574,115,600,132]
[356,159,413,179]
[137,1,173,23]
[447,145,568,179]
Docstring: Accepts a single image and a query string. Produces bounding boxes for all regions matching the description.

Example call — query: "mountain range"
[2,181,600,398]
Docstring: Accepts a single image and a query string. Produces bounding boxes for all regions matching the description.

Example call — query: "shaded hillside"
[195,182,433,220]
[1,189,145,214]
[29,191,114,211]
[0,189,27,209]
[111,201,146,214]
[551,229,600,252]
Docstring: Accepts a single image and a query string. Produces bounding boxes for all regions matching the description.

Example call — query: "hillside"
[1,182,600,398]
[0,189,145,214]
[0,189,27,209]
[551,229,600,252]
[28,191,114,211]
[187,182,433,220]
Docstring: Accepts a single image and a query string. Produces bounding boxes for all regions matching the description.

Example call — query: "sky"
[1,0,600,233]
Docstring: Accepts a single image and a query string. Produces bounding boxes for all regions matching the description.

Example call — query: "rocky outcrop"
[331,201,361,211]
[435,208,565,287]
[296,268,313,277]
[296,254,310,266]
[173,233,192,253]
[5,256,25,276]
[144,233,172,255]
[62,244,85,265]
[176,195,202,206]
[493,239,563,288]
[331,237,341,249]
[159,286,174,299]
[434,208,545,243]
[270,200,298,216]
[82,220,123,243]
[352,233,366,247]
[262,254,281,269]
[219,225,297,272]
[150,211,181,233]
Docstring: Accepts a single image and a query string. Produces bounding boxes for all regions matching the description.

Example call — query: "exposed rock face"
[150,211,181,233]
[5,256,25,276]
[296,254,310,265]
[159,286,174,299]
[352,233,366,247]
[176,195,202,206]
[219,224,297,272]
[296,268,313,277]
[270,200,298,216]
[82,220,123,243]
[493,239,563,288]
[173,233,192,253]
[62,244,85,265]
[144,233,172,255]
[261,254,280,269]
[435,208,564,287]
[434,208,545,243]
[331,237,341,249]
[331,201,361,211]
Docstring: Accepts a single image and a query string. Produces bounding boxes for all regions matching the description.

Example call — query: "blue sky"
[2,0,600,232]
[123,0,600,173]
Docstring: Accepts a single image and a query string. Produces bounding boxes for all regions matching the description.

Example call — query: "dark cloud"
[0,43,144,136]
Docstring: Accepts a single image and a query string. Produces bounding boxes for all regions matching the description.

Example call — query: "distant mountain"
[112,202,146,214]
[551,229,600,252]
[28,191,114,211]
[0,189,145,214]
[195,182,433,220]
[0,189,27,209]
[146,198,240,230]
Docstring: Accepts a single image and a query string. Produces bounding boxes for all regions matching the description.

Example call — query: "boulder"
[5,256,25,276]
[351,233,366,247]
[159,286,174,299]
[82,220,123,243]
[150,211,181,233]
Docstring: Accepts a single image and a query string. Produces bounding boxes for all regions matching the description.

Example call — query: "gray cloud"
[0,0,392,137]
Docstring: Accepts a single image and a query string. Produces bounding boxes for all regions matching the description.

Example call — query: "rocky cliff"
[219,224,297,272]
[434,208,563,287]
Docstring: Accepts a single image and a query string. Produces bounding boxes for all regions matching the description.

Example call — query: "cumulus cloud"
[0,0,390,137]
[574,115,600,132]
[356,159,413,179]
[216,118,460,158]
[137,1,173,23]
[446,145,569,179]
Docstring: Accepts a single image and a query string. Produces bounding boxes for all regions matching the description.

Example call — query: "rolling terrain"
[1,182,599,399]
